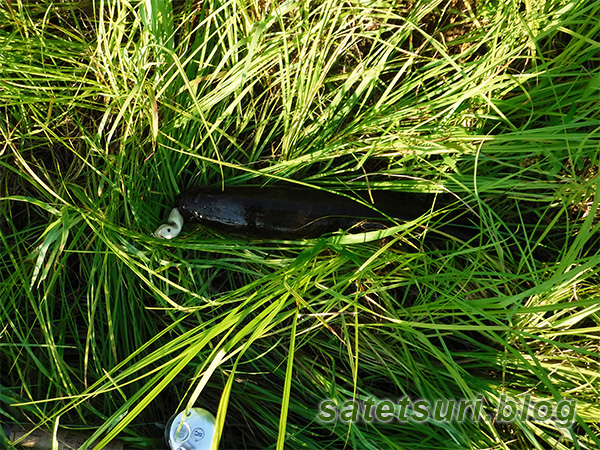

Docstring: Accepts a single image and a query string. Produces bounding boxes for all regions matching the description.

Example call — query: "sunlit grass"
[1,0,599,449]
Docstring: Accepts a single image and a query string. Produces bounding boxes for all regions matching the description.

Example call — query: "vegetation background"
[1,0,599,448]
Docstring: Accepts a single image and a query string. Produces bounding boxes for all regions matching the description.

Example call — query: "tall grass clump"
[1,0,599,449]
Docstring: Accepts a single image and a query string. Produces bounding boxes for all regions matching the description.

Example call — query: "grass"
[1,0,599,449]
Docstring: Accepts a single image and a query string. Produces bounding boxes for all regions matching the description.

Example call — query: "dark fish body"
[176,187,461,239]
[159,186,559,261]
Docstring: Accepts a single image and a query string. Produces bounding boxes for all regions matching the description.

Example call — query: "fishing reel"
[165,408,217,450]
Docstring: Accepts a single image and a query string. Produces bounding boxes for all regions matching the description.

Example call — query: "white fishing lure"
[154,208,184,239]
